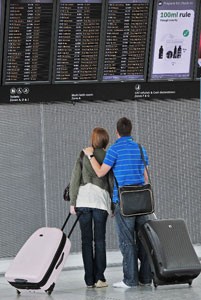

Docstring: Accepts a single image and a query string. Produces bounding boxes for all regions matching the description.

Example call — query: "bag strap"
[138,143,151,184]
[64,151,84,190]
[113,174,119,188]
[78,151,84,184]
[79,150,84,169]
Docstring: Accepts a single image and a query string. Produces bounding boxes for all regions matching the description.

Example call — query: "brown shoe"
[95,280,108,288]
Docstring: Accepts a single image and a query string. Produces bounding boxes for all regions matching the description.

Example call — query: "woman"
[69,127,113,288]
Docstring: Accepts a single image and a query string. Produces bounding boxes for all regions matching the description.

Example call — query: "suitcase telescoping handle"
[61,212,82,238]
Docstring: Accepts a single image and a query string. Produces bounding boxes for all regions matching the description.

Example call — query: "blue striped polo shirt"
[103,136,149,203]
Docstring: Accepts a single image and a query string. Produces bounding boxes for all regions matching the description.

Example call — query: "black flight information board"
[103,0,150,81]
[3,0,55,84]
[53,0,102,82]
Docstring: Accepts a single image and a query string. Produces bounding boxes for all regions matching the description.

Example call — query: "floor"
[1,265,201,300]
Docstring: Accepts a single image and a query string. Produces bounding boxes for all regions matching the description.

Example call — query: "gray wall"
[0,98,200,258]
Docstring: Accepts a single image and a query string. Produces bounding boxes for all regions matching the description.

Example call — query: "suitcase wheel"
[188,280,192,287]
[16,289,21,295]
[46,290,52,295]
[46,283,55,295]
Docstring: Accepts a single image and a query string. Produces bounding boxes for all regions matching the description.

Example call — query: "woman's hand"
[70,205,77,215]
[83,147,94,156]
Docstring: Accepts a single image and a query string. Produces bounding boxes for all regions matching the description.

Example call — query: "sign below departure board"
[3,0,54,84]
[53,0,102,82]
[103,0,150,81]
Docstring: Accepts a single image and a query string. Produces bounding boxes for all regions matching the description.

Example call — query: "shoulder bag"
[114,144,154,217]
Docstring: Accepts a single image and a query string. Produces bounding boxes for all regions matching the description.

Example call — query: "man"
[84,117,152,288]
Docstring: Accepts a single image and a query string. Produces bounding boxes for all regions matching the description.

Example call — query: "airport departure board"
[54,0,102,82]
[1,0,153,85]
[3,0,55,84]
[0,0,199,104]
[103,0,150,81]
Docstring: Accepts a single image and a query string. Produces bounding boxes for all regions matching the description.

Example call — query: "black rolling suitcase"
[138,219,201,287]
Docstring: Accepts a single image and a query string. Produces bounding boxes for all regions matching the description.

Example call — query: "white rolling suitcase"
[5,213,80,295]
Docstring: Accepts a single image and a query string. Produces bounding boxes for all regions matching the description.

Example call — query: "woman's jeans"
[77,207,108,286]
[114,203,152,286]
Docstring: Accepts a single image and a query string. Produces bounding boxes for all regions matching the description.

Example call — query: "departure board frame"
[102,0,153,82]
[53,0,105,83]
[2,0,56,85]
[0,0,5,85]
[0,0,200,103]
[148,0,199,81]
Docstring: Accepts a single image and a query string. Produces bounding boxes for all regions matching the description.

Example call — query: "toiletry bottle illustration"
[173,46,177,58]
[177,46,182,58]
[159,46,163,59]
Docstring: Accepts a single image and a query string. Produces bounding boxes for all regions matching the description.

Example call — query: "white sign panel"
[151,0,196,80]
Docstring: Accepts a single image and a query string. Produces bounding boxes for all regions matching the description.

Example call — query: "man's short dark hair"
[117,117,132,136]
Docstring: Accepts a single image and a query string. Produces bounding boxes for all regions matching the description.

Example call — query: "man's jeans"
[114,203,152,286]
[77,207,108,286]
